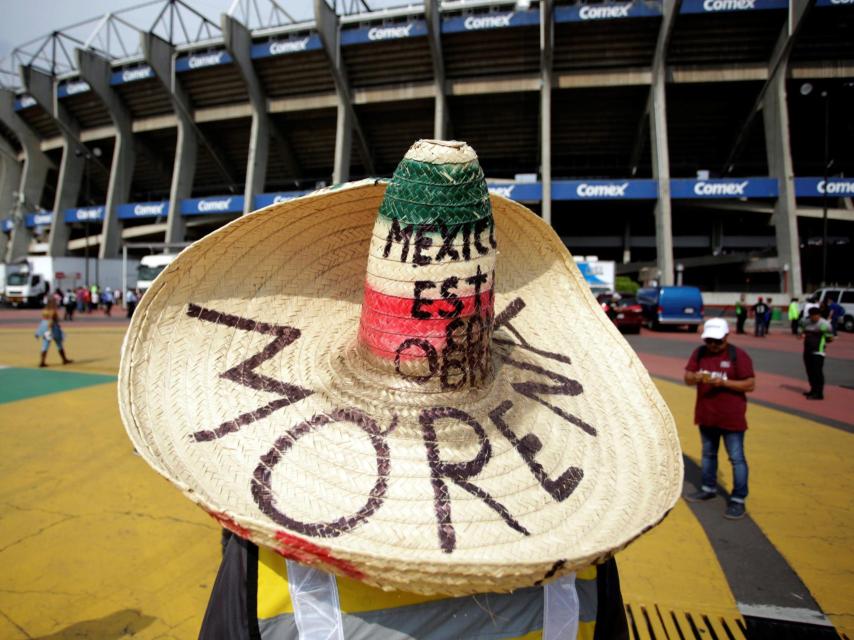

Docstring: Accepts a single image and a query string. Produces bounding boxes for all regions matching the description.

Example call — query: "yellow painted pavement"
[0,325,124,374]
[0,379,220,639]
[1,326,852,638]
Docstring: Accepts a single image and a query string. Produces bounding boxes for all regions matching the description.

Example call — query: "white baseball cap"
[701,318,730,341]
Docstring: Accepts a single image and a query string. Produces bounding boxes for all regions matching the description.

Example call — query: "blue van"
[636,286,704,331]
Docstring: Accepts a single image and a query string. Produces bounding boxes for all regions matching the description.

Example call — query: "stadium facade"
[0,0,852,296]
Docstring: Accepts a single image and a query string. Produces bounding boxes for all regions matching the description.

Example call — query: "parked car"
[598,293,643,334]
[636,286,704,331]
[804,288,854,332]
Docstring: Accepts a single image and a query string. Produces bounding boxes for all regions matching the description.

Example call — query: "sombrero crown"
[119,139,682,595]
[359,140,496,393]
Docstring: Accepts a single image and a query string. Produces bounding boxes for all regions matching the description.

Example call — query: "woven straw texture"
[119,142,682,596]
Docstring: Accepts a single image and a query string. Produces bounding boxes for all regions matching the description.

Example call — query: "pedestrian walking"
[752,297,768,337]
[75,287,86,312]
[63,290,76,321]
[119,140,685,640]
[126,288,138,318]
[800,305,833,400]
[90,286,100,313]
[735,294,747,334]
[102,287,114,316]
[788,297,800,335]
[828,299,845,337]
[764,297,773,335]
[35,298,73,367]
[684,318,756,519]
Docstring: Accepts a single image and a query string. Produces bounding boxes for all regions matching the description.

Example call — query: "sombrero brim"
[118,180,682,595]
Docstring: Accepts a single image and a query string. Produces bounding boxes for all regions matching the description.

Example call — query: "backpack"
[694,344,737,367]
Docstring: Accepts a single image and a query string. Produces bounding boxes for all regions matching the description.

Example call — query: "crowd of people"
[734,294,847,338]
[732,293,840,402]
[49,285,141,321]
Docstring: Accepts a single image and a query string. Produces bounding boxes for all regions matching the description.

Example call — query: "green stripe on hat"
[379,157,492,225]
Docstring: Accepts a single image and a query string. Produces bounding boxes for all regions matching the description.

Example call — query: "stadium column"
[424,0,449,139]
[760,3,810,298]
[0,135,21,260]
[20,66,85,258]
[314,0,374,183]
[222,15,301,214]
[648,0,678,286]
[540,0,554,226]
[0,90,50,261]
[223,14,269,214]
[142,33,194,245]
[77,50,133,259]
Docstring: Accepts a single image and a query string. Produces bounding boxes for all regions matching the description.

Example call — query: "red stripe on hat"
[274,531,364,580]
[361,300,491,337]
[362,283,492,319]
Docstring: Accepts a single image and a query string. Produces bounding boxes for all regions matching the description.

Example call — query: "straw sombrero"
[119,139,682,596]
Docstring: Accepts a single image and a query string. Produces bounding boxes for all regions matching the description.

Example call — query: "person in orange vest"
[120,140,683,639]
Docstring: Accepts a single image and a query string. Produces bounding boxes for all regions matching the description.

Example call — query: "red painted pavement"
[640,324,854,361]
[637,350,854,427]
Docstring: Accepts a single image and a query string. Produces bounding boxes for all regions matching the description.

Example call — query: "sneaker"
[725,501,746,520]
[685,489,717,502]
[806,394,824,400]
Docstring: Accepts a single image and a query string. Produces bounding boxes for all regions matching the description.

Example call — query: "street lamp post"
[821,90,829,287]
[74,146,102,289]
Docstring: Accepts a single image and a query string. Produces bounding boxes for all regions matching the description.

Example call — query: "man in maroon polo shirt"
[683,318,756,519]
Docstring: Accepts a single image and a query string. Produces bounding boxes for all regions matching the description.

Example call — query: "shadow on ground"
[31,609,156,639]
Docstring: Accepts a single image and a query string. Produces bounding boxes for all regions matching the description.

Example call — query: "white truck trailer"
[136,253,177,295]
[573,256,616,296]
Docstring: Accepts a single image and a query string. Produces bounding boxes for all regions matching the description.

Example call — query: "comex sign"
[270,39,310,54]
[488,185,515,198]
[817,180,854,195]
[369,24,415,40]
[579,4,631,19]
[693,181,749,196]
[464,13,513,30]
[198,198,233,212]
[702,0,755,10]
[577,182,629,197]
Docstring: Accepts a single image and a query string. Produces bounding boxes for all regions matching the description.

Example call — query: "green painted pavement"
[0,367,116,404]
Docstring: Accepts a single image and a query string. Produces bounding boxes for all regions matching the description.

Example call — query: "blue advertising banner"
[14,95,37,111]
[110,65,155,85]
[442,9,539,34]
[2,219,13,232]
[341,20,428,46]
[57,80,90,98]
[486,183,542,202]
[816,0,854,6]
[680,0,787,13]
[553,179,658,200]
[181,195,244,216]
[251,35,322,59]
[63,206,104,223]
[794,177,854,198]
[671,178,778,199]
[555,1,662,22]
[25,212,54,228]
[117,201,169,220]
[253,191,313,208]
[175,50,233,73]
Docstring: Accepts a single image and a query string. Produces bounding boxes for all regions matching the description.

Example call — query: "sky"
[0,0,320,62]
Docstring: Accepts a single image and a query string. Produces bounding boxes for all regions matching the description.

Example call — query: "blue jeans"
[699,427,748,502]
